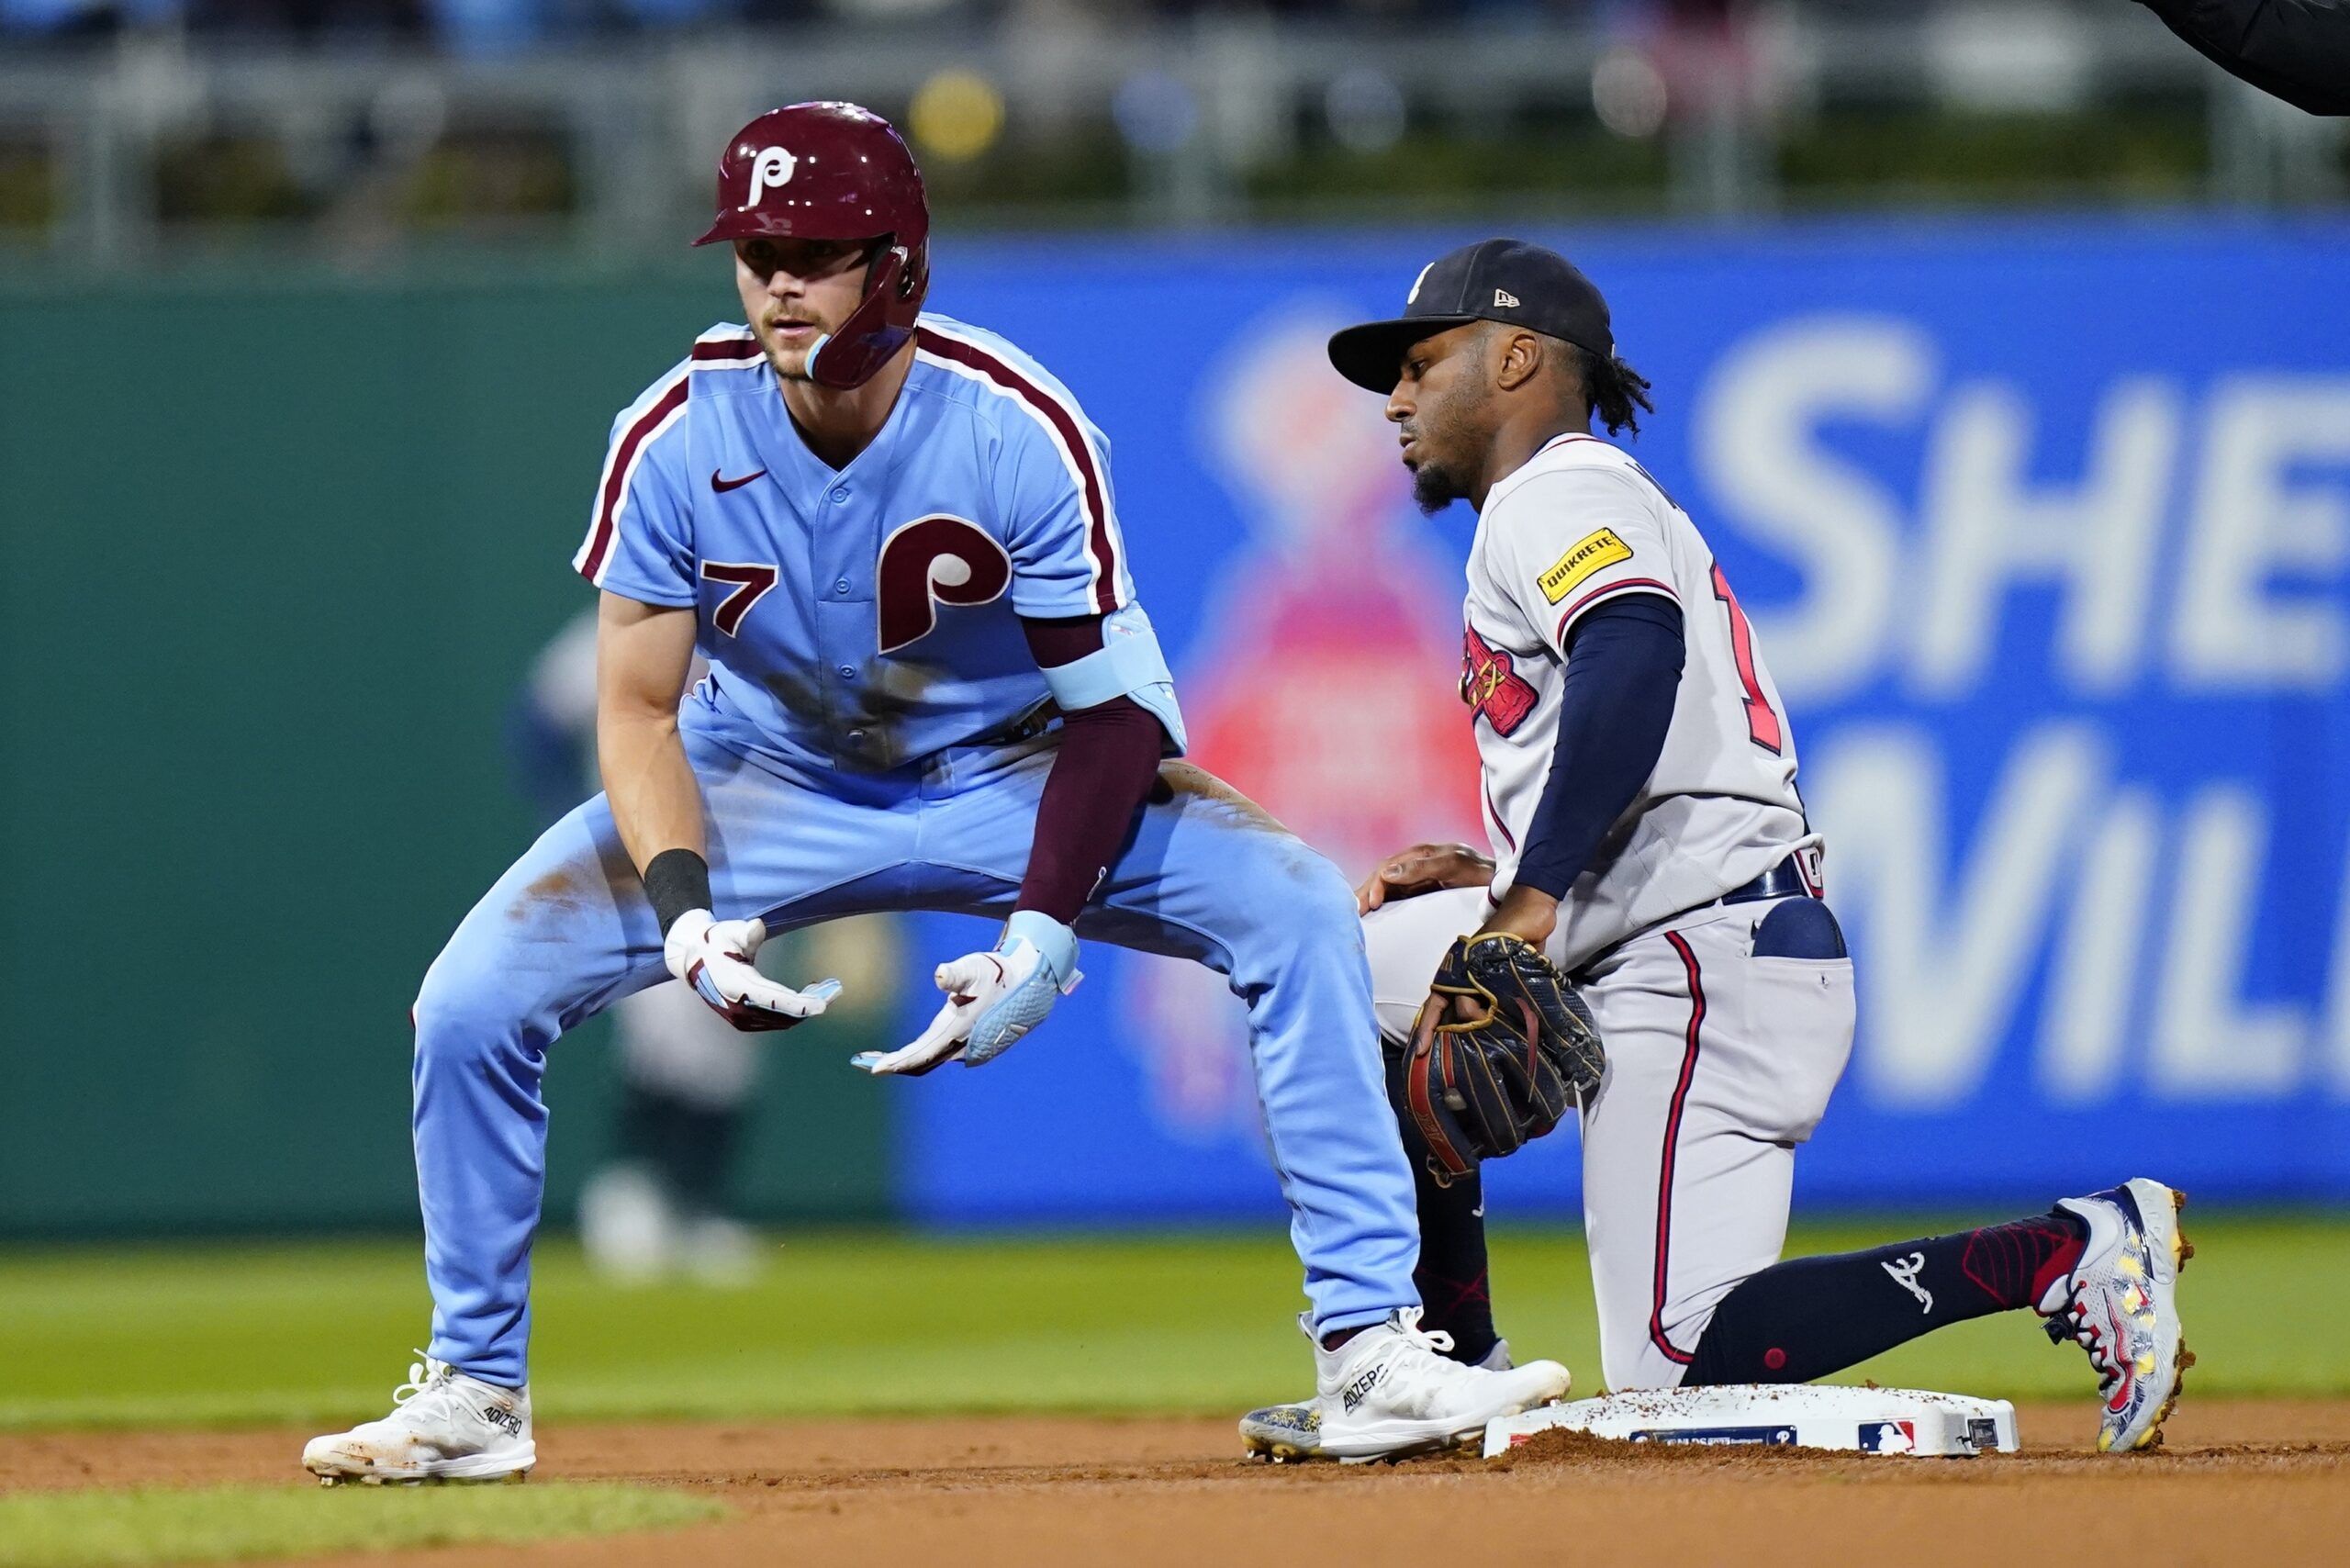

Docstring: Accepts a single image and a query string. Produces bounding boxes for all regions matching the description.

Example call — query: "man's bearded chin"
[759,330,812,381]
[1412,457,1469,515]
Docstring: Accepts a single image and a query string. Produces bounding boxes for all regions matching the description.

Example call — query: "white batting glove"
[664,909,842,1033]
[852,912,1081,1076]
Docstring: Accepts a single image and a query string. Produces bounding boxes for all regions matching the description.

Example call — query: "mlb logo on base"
[1859,1421,1919,1454]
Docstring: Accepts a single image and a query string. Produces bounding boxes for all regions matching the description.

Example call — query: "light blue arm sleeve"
[576,365,698,607]
[1038,602,1188,756]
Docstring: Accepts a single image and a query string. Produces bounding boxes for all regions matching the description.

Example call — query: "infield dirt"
[5,1399,2344,1567]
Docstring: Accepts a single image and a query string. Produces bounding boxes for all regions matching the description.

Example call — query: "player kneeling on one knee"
[1240,238,2189,1462]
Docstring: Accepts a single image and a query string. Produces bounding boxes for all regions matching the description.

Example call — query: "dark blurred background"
[0,0,2341,266]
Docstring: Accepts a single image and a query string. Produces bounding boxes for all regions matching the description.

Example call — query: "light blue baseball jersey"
[572,314,1143,772]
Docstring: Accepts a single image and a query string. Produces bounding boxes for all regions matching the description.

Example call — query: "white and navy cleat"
[1243,1338,1515,1462]
[1244,1319,1563,1464]
[302,1357,535,1485]
[2042,1178,2194,1453]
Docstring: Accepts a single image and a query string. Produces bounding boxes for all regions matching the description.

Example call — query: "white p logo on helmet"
[744,146,798,207]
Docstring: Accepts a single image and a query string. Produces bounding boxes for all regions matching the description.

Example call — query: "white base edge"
[1483,1384,2020,1459]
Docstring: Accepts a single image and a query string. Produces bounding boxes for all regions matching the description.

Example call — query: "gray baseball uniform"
[1375,432,1853,1391]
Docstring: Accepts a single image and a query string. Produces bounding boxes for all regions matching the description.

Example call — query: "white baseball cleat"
[1242,1338,1514,1462]
[302,1358,535,1485]
[2041,1178,2194,1453]
[1244,1314,1566,1463]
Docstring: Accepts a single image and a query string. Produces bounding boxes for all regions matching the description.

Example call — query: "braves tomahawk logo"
[1460,624,1537,737]
[1882,1252,1934,1315]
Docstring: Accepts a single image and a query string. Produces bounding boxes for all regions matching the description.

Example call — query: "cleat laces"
[1344,1308,1468,1415]
[2043,1290,2127,1403]
[1374,1306,1457,1366]
[386,1355,464,1424]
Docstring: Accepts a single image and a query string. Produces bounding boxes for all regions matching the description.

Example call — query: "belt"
[1569,852,1818,980]
[1715,853,1813,908]
[969,700,1061,749]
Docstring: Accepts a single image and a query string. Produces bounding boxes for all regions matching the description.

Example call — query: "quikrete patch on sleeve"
[1537,528,1634,603]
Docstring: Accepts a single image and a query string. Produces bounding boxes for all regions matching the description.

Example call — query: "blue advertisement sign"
[889,216,2350,1220]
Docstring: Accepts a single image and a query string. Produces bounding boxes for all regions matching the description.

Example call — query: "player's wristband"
[1002,909,1080,989]
[643,848,714,935]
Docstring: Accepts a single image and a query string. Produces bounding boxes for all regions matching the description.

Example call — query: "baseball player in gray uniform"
[1243,239,2191,1458]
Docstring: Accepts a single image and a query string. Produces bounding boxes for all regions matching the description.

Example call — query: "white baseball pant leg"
[1361,889,1854,1392]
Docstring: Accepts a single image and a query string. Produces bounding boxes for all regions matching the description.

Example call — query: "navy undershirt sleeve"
[1511,595,1686,901]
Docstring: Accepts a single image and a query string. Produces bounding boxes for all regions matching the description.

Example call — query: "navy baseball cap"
[1328,238,1616,393]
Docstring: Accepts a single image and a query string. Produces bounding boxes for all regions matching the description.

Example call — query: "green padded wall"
[0,268,894,1236]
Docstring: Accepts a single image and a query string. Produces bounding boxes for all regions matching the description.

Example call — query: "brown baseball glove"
[1392,932,1606,1183]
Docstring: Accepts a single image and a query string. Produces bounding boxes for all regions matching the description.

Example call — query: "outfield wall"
[0,274,899,1235]
[3,215,2345,1235]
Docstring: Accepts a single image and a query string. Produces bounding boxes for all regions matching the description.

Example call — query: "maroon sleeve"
[1016,616,1168,924]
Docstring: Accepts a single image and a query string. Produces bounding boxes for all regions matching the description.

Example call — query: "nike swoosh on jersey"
[711,468,767,493]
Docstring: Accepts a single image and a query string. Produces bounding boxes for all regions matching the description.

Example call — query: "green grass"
[0,1484,721,1568]
[0,1216,2336,1432]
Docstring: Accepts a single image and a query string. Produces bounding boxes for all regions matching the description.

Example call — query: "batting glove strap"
[1002,910,1080,990]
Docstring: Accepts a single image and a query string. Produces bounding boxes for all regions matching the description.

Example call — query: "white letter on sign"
[1692,316,1929,703]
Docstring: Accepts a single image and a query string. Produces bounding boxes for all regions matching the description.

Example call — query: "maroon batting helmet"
[696,102,931,390]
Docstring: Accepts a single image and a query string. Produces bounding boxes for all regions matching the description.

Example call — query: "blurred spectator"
[0,0,1746,37]
[187,0,427,40]
[0,0,171,36]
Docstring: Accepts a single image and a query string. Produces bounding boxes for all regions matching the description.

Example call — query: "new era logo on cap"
[1326,237,1617,393]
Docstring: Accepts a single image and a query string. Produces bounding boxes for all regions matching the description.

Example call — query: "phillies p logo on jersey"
[877,514,1012,653]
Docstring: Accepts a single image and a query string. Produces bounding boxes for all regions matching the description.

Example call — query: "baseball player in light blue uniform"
[302,104,1569,1484]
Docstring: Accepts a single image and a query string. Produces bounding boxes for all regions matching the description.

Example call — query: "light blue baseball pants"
[411,708,1420,1383]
